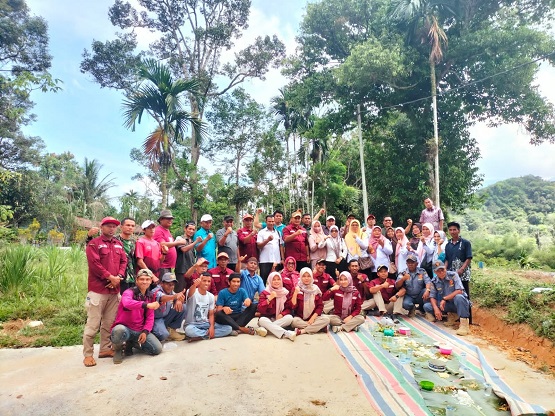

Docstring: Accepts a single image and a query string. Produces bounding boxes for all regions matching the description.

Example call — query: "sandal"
[98,349,114,358]
[248,327,256,335]
[83,356,96,367]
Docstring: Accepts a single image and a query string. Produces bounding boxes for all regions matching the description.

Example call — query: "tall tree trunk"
[430,59,440,208]
[161,168,168,208]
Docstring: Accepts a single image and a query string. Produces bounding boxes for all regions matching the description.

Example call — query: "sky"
[22,0,555,206]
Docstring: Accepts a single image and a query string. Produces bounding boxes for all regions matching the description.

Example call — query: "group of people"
[82,198,473,367]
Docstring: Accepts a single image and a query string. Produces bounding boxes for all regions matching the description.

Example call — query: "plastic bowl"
[428,359,447,372]
[398,326,411,335]
[439,345,453,355]
[420,380,434,391]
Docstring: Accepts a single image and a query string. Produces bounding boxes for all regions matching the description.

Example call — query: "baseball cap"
[406,253,418,262]
[433,260,446,271]
[366,214,376,220]
[217,252,230,259]
[100,216,120,226]
[377,264,389,271]
[161,272,177,283]
[137,269,154,278]
[316,258,326,265]
[141,220,156,229]
[200,214,213,222]
[326,215,335,221]
[242,213,253,220]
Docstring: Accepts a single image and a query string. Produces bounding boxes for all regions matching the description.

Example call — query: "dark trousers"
[325,261,339,278]
[215,304,257,330]
[259,263,274,285]
[295,261,310,272]
[462,280,472,324]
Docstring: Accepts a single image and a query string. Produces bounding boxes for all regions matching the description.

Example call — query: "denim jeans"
[152,308,186,341]
[184,322,232,339]
[110,324,162,355]
[423,294,470,318]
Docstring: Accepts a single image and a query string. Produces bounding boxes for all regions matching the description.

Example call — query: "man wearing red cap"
[83,216,128,367]
[283,210,310,271]
[237,213,258,261]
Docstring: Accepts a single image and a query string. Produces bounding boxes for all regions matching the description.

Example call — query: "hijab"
[338,271,356,319]
[395,226,409,266]
[409,222,422,250]
[418,222,435,260]
[297,267,322,320]
[328,225,342,258]
[310,220,326,244]
[265,272,289,319]
[345,219,363,257]
[368,225,383,259]
[281,256,300,287]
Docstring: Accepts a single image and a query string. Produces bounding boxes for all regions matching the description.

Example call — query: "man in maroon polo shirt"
[154,210,178,275]
[83,216,128,367]
[208,252,235,297]
[282,210,310,271]
[312,258,336,313]
[237,213,258,261]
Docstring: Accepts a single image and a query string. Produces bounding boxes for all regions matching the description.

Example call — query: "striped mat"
[328,315,547,416]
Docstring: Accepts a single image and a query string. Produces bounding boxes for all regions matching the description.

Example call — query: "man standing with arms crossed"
[257,214,283,284]
[83,216,128,367]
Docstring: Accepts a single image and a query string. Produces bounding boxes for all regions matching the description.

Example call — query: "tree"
[205,88,266,188]
[284,0,555,216]
[78,158,115,220]
[390,0,457,207]
[122,58,204,208]
[81,0,286,218]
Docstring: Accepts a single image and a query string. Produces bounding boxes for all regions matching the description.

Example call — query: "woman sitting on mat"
[257,272,297,341]
[323,271,365,333]
[290,268,330,335]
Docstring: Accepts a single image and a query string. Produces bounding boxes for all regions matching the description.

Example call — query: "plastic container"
[398,326,411,336]
[439,344,453,355]
[420,380,434,391]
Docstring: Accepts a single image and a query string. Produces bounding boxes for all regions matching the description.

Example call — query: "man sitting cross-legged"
[214,273,258,335]
[184,273,233,341]
[152,272,186,342]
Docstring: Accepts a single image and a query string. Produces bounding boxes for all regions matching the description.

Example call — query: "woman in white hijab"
[290,268,330,335]
[257,272,296,341]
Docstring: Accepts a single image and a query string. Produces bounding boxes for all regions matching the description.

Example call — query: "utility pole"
[357,104,369,220]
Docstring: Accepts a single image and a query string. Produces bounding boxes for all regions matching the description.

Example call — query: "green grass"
[0,244,88,347]
[472,266,555,342]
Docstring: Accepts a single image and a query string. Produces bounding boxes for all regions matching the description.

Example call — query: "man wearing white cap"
[136,220,165,283]
[194,214,216,268]
[323,215,335,235]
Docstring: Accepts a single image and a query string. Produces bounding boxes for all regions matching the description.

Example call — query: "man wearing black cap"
[423,260,471,336]
[83,217,128,367]
[395,254,431,317]
[152,272,186,342]
[313,259,336,313]
[154,210,179,275]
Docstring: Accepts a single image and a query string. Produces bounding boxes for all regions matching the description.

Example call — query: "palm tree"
[79,158,115,218]
[391,0,458,208]
[271,87,312,211]
[122,58,204,208]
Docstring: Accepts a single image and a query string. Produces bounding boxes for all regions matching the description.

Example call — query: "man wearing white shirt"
[256,215,283,284]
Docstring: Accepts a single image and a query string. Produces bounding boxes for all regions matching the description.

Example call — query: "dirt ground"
[1,317,555,416]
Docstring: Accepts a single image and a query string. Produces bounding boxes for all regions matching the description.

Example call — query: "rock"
[27,321,43,328]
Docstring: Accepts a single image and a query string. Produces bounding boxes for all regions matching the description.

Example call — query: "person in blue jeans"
[110,269,163,364]
[152,272,186,342]
[184,273,232,341]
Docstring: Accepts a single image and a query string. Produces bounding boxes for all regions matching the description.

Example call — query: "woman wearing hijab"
[408,223,422,251]
[319,225,348,276]
[290,268,330,335]
[281,256,299,292]
[257,272,296,341]
[367,225,393,278]
[345,220,374,276]
[432,230,447,263]
[323,271,365,333]
[308,220,328,268]
[394,227,414,274]
[417,222,435,278]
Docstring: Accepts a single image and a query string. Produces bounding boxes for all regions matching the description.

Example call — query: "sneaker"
[255,327,268,337]
[168,328,186,341]
[283,330,296,342]
[230,330,239,336]
[331,325,341,333]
